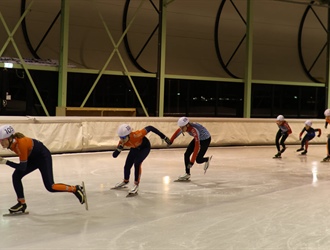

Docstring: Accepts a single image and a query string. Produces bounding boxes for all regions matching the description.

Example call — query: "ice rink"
[1,145,330,250]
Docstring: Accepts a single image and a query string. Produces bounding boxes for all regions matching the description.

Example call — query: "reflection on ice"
[1,145,330,250]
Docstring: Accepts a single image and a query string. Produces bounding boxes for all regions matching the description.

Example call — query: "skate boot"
[113,180,129,189]
[280,147,287,153]
[301,150,307,155]
[9,202,27,214]
[273,152,281,158]
[177,173,191,181]
[322,155,330,162]
[74,185,85,204]
[204,155,212,174]
[128,184,139,194]
[296,148,304,152]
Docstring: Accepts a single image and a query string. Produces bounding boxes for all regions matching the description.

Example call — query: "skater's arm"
[4,143,29,171]
[112,144,124,158]
[144,126,171,145]
[316,128,322,137]
[284,122,292,134]
[170,128,182,143]
[6,160,27,171]
[189,127,201,164]
[1,158,27,171]
[299,128,305,140]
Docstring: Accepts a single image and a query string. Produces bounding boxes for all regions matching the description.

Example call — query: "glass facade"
[0,70,324,118]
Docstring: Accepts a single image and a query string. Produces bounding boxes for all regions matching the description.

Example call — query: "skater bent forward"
[168,117,212,181]
[274,115,292,158]
[297,120,321,155]
[0,125,86,214]
[112,124,171,195]
[323,109,330,161]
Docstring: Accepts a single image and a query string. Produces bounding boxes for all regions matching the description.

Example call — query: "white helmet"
[324,109,330,117]
[0,124,15,140]
[276,115,285,121]
[178,117,189,127]
[117,124,132,137]
[305,120,312,127]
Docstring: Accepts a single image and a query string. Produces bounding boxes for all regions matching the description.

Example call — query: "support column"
[326,4,330,109]
[156,0,167,117]
[57,0,70,113]
[243,0,253,118]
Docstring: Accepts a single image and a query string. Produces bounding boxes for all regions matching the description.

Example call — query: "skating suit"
[299,127,321,150]
[114,126,166,184]
[277,121,292,135]
[325,118,330,155]
[5,137,58,199]
[170,123,211,170]
[275,121,292,152]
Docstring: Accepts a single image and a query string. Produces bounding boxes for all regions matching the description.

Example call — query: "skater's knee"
[46,184,56,192]
[12,171,23,181]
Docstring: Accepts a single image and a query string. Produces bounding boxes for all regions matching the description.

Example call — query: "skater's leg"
[12,164,38,200]
[184,140,195,174]
[279,133,288,151]
[325,135,330,158]
[195,137,211,164]
[275,130,281,152]
[11,164,37,212]
[133,147,150,184]
[123,149,136,181]
[34,153,76,193]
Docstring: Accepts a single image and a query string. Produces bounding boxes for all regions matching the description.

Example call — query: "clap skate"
[3,202,29,217]
[81,181,88,211]
[111,180,129,190]
[204,156,212,174]
[174,173,191,182]
[273,152,281,159]
[74,183,88,210]
[126,185,139,197]
[301,150,307,155]
[296,148,304,152]
[321,155,330,162]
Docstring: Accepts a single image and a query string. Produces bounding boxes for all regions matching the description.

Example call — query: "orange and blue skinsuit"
[5,137,78,202]
[325,117,330,156]
[112,126,167,185]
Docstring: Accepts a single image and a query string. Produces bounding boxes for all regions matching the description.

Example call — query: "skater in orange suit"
[0,125,86,214]
[323,109,330,161]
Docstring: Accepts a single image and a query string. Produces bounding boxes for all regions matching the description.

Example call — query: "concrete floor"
[1,145,330,250]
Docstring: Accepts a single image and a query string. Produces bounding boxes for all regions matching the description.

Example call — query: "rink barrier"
[0,116,326,156]
[55,107,136,116]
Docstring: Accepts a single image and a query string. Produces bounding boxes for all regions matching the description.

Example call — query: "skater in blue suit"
[297,120,321,155]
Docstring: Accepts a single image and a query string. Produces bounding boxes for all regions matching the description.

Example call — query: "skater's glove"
[163,136,172,146]
[0,156,7,164]
[299,137,301,141]
[187,162,193,169]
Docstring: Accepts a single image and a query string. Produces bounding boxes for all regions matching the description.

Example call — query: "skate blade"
[126,192,138,198]
[272,157,282,159]
[111,186,128,190]
[174,179,191,182]
[204,155,212,174]
[82,181,88,211]
[3,211,29,217]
